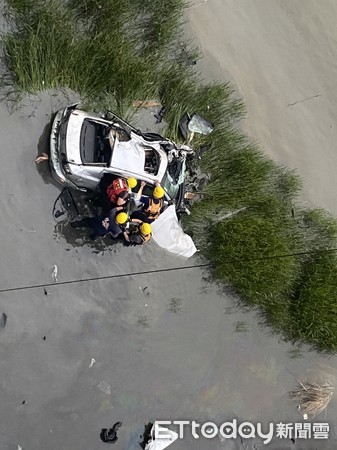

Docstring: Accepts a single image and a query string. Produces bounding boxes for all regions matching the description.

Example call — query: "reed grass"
[290,380,334,418]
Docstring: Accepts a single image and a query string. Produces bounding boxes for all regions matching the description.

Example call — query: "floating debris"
[168,298,183,314]
[97,380,111,395]
[143,287,150,296]
[154,106,166,124]
[288,348,302,359]
[184,192,197,200]
[100,421,122,444]
[234,321,249,333]
[137,314,151,328]
[52,265,58,282]
[0,313,7,329]
[89,358,96,368]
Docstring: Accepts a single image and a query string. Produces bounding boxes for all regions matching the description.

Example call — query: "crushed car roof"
[109,131,168,182]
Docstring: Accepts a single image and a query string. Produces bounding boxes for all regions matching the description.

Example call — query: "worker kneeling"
[99,174,138,211]
[71,208,128,240]
[131,182,165,224]
[123,222,152,246]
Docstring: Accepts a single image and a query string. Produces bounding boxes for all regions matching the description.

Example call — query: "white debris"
[52,265,58,282]
[97,380,111,395]
[18,446,22,450]
[303,413,308,420]
[89,358,96,368]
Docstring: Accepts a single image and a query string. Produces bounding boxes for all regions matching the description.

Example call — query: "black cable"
[0,263,210,294]
[0,246,337,295]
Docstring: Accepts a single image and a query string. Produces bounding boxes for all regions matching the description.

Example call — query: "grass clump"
[291,252,337,351]
[208,213,299,306]
[290,380,334,418]
[2,2,76,93]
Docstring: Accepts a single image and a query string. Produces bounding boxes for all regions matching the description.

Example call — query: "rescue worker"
[70,208,128,240]
[123,222,152,246]
[98,174,138,211]
[131,181,165,224]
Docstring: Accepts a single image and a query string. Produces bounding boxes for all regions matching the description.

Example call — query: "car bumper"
[49,109,80,190]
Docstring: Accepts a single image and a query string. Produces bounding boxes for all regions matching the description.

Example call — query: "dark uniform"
[71,207,124,240]
[124,223,151,246]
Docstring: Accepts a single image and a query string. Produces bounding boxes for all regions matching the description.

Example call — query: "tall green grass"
[1,0,185,112]
[291,253,337,351]
[132,0,188,55]
[159,66,245,140]
[2,0,337,351]
[209,213,299,302]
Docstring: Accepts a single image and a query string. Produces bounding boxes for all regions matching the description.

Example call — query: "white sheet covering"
[151,205,197,258]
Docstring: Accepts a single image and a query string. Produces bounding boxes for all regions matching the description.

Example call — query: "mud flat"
[187,0,337,215]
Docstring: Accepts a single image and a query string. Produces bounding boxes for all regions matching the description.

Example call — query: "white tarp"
[145,424,178,450]
[151,205,197,258]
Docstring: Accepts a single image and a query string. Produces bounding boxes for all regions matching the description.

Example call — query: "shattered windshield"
[162,159,186,200]
[162,173,179,200]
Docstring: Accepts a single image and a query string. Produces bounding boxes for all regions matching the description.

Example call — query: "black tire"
[141,132,165,142]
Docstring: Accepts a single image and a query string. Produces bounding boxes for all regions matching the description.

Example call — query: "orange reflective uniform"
[145,198,163,220]
[106,178,128,203]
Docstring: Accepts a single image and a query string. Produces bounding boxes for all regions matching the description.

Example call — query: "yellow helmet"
[153,186,165,199]
[116,212,128,224]
[140,223,152,236]
[127,177,137,189]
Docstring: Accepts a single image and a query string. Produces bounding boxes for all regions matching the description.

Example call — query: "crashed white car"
[50,104,192,208]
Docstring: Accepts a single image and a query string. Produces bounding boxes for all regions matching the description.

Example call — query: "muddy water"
[0,93,336,449]
[187,0,337,217]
